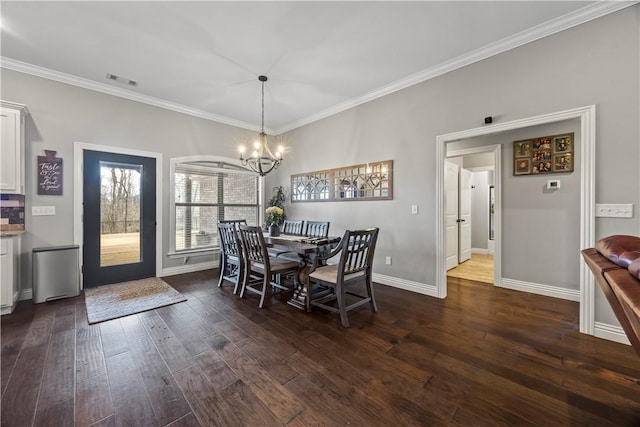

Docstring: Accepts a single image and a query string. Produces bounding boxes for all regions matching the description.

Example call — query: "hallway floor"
[447,253,494,284]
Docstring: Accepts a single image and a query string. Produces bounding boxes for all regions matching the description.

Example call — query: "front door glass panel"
[99,162,142,267]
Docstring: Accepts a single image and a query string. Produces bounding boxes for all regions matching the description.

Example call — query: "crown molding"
[274,1,637,134]
[0,57,263,132]
[1,1,635,135]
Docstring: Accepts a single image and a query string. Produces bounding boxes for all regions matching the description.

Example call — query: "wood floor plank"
[51,303,76,333]
[105,351,157,426]
[75,374,114,427]
[166,412,202,427]
[21,305,56,348]
[37,329,76,409]
[33,397,74,427]
[98,319,129,358]
[173,365,242,427]
[156,305,212,356]
[216,346,305,423]
[139,311,194,373]
[87,415,116,427]
[0,344,48,426]
[0,309,33,397]
[193,350,238,390]
[76,322,106,382]
[126,333,192,425]
[219,379,283,426]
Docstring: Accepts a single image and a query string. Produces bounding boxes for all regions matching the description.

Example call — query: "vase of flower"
[265,206,283,236]
[268,223,280,237]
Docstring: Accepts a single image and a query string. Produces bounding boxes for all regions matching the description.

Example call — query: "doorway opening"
[446,147,498,285]
[435,105,596,335]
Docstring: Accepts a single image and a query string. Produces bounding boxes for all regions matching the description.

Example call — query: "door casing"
[436,105,596,335]
[74,142,163,289]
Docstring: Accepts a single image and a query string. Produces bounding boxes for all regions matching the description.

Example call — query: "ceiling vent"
[106,73,137,86]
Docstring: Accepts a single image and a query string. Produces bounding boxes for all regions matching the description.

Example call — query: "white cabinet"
[0,237,20,315]
[0,101,27,194]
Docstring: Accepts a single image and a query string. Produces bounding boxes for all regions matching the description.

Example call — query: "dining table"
[262,233,340,311]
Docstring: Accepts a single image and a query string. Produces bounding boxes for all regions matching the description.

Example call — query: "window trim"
[169,155,263,255]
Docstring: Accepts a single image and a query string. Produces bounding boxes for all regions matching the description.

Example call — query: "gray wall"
[267,7,639,326]
[1,69,255,289]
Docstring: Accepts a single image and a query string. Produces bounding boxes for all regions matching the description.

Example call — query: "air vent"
[106,73,138,86]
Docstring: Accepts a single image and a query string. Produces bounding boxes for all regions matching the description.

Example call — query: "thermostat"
[547,180,560,190]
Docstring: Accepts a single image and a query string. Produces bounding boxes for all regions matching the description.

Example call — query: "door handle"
[456,219,466,223]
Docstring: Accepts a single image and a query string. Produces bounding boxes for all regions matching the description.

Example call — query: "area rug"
[84,277,187,324]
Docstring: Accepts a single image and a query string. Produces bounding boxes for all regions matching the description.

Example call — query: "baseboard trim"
[19,288,32,301]
[594,321,631,346]
[499,278,580,302]
[161,260,219,277]
[373,273,439,298]
[471,248,490,255]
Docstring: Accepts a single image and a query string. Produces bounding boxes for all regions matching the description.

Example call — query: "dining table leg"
[287,254,314,311]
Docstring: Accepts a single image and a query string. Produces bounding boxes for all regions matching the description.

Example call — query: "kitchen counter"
[0,230,25,237]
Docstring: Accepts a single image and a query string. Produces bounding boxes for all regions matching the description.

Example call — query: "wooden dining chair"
[269,219,305,258]
[219,219,247,227]
[281,219,305,235]
[304,221,330,238]
[308,227,379,327]
[217,222,245,294]
[237,225,301,308]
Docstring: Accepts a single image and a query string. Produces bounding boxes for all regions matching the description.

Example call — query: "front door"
[83,150,156,288]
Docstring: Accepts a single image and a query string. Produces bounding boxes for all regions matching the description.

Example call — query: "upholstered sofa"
[582,235,640,356]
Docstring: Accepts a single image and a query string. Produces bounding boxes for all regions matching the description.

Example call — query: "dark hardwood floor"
[2,270,640,426]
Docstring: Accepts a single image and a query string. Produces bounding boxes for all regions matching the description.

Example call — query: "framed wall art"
[513,133,574,176]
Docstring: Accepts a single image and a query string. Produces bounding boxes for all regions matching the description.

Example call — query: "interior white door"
[445,160,459,270]
[458,168,472,263]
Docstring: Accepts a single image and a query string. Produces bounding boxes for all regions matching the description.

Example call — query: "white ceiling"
[0,1,630,134]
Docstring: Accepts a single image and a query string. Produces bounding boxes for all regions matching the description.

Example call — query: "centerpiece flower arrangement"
[265,206,284,237]
[265,186,286,236]
[265,206,284,226]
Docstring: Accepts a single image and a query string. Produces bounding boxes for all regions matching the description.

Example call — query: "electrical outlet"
[595,204,633,218]
[411,205,418,215]
[385,256,392,265]
[32,206,56,216]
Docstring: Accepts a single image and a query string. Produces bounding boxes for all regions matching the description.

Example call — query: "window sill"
[167,247,219,259]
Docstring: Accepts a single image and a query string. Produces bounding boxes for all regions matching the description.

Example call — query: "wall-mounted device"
[546,180,560,190]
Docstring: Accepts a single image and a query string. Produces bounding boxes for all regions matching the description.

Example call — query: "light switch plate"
[595,204,633,218]
[411,205,418,215]
[32,206,56,216]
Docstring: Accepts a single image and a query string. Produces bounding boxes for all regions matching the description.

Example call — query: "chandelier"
[239,75,283,176]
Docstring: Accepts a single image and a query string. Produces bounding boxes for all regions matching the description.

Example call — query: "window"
[172,158,260,252]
